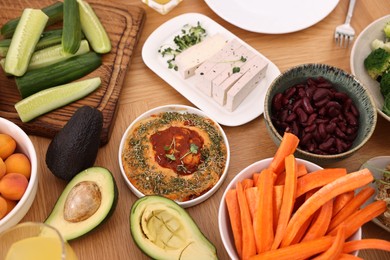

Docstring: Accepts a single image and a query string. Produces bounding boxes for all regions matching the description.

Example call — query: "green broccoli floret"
[380,70,390,97]
[383,94,390,116]
[384,21,390,38]
[364,48,390,79]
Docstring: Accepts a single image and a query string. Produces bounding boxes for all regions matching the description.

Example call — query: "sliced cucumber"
[77,0,111,54]
[62,0,82,54]
[1,2,63,38]
[15,77,101,122]
[29,40,90,71]
[4,9,48,76]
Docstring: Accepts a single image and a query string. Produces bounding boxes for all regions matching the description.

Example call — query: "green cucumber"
[4,9,49,76]
[15,77,101,122]
[28,39,90,71]
[78,0,111,54]
[1,2,64,38]
[62,0,82,54]
[0,29,65,57]
[16,51,102,98]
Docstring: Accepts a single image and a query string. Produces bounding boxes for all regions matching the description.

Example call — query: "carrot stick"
[297,163,308,177]
[268,132,299,175]
[225,189,243,258]
[271,154,298,249]
[253,169,274,253]
[333,191,355,217]
[275,171,286,185]
[343,239,390,253]
[273,185,284,233]
[295,168,347,198]
[242,178,254,189]
[338,254,364,260]
[312,224,345,260]
[329,187,375,231]
[328,200,387,238]
[253,173,260,186]
[280,168,374,247]
[237,181,257,259]
[245,187,258,220]
[248,236,335,260]
[301,199,333,242]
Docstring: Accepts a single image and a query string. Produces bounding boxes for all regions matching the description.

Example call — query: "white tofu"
[195,45,255,96]
[225,56,268,111]
[175,33,227,79]
[212,52,258,106]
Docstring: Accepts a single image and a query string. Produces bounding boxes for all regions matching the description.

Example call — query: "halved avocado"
[130,195,218,260]
[45,166,118,241]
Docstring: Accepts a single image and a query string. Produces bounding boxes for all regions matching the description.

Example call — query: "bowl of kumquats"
[218,132,390,260]
[0,118,38,233]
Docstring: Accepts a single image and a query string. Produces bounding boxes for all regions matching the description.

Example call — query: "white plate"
[142,13,280,126]
[359,156,390,232]
[204,0,339,34]
[350,14,390,123]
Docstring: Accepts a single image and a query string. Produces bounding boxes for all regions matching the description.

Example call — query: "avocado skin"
[46,106,103,181]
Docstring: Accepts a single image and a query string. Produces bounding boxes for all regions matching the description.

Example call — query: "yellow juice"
[5,236,77,260]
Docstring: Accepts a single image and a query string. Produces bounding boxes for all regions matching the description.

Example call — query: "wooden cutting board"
[0,0,146,145]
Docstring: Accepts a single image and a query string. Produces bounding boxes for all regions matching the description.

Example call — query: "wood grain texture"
[0,0,145,145]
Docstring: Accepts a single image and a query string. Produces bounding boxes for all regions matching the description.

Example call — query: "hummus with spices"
[121,111,227,202]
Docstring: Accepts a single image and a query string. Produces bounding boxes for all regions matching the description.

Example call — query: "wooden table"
[22,0,390,259]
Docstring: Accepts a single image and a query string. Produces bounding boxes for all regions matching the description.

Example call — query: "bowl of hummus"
[119,105,230,208]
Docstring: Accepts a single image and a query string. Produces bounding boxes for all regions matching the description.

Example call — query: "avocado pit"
[64,181,102,222]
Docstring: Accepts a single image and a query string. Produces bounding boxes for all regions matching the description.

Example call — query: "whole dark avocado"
[46,106,103,181]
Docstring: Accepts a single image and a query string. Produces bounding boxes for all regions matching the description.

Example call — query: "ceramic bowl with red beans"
[263,63,377,164]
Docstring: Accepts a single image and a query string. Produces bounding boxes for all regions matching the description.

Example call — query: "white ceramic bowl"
[218,158,361,259]
[350,14,390,122]
[0,118,38,234]
[118,104,230,208]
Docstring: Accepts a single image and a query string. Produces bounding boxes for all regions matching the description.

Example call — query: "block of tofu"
[225,56,268,112]
[195,45,255,96]
[175,33,227,79]
[212,53,258,106]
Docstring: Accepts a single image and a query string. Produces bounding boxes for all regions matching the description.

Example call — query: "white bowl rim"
[0,117,38,232]
[118,104,230,208]
[218,157,362,259]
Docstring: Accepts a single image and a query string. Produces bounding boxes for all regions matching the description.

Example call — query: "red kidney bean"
[272,93,283,111]
[270,77,360,155]
[313,88,330,101]
[296,107,308,123]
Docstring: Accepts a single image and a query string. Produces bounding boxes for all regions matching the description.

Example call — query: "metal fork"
[334,0,356,48]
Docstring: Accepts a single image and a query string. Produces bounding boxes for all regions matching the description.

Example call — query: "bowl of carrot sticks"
[219,132,390,259]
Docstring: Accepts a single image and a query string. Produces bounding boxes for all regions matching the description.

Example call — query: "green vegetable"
[380,70,390,97]
[364,48,390,80]
[384,21,390,39]
[130,195,218,260]
[0,29,66,57]
[4,8,49,76]
[77,0,111,54]
[16,51,102,98]
[383,94,390,116]
[1,2,64,38]
[45,166,118,241]
[28,39,90,71]
[158,22,207,70]
[62,0,82,54]
[15,77,101,122]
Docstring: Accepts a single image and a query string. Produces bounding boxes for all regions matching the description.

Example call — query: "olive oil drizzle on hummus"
[122,112,227,201]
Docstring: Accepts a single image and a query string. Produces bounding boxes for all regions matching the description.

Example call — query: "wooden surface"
[12,0,390,259]
[0,0,145,145]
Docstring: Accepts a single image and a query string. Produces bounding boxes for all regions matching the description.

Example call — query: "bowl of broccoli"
[351,14,390,122]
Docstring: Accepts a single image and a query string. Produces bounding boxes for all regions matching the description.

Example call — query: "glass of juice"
[142,0,183,15]
[0,222,77,260]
